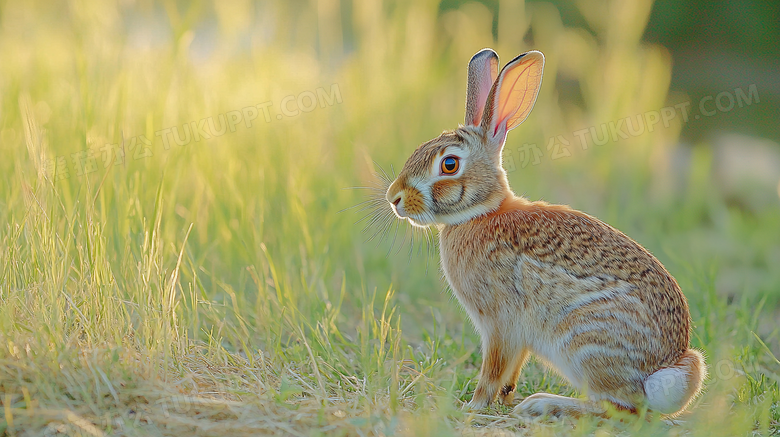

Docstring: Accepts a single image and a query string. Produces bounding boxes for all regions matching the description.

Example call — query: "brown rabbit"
[384,48,705,417]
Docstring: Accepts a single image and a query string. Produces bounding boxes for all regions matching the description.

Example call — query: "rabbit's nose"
[389,194,407,218]
[387,189,402,206]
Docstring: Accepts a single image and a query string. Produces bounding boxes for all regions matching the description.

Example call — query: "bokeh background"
[0,0,778,435]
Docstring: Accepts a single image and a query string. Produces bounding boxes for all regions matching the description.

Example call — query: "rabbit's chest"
[439,224,524,324]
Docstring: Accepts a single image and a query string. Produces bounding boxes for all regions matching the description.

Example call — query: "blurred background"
[0,0,778,434]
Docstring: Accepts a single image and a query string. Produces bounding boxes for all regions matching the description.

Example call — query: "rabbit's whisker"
[342,186,385,191]
[363,210,395,241]
[386,218,402,258]
[374,215,397,249]
[395,220,412,257]
[351,202,390,221]
[373,160,393,182]
[349,166,437,267]
[341,198,386,214]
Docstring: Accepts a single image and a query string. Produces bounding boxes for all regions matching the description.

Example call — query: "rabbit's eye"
[441,156,459,175]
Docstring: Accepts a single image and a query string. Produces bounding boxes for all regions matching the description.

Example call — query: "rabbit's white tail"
[644,349,706,416]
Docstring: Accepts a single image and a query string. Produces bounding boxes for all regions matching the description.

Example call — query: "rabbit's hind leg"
[514,393,605,418]
[514,351,644,418]
[514,393,640,418]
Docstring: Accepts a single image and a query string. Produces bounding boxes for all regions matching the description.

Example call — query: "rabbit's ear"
[481,51,544,147]
[464,49,499,127]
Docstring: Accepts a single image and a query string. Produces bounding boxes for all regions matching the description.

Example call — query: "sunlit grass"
[0,0,777,435]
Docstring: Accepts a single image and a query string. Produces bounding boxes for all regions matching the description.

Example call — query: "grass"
[0,0,778,435]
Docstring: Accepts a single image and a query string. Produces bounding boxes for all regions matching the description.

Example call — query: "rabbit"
[383,48,706,418]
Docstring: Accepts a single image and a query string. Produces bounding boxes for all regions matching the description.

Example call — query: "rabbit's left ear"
[481,51,544,148]
[464,49,499,127]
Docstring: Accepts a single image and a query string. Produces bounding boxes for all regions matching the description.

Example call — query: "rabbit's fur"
[384,49,705,417]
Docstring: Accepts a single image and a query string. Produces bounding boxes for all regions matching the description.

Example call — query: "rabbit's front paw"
[466,396,490,411]
[466,385,496,410]
[497,383,516,405]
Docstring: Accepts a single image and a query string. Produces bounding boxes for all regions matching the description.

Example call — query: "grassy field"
[0,1,778,435]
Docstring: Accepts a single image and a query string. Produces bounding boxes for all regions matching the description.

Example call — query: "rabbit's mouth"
[389,199,437,227]
[389,202,433,227]
[403,216,433,228]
